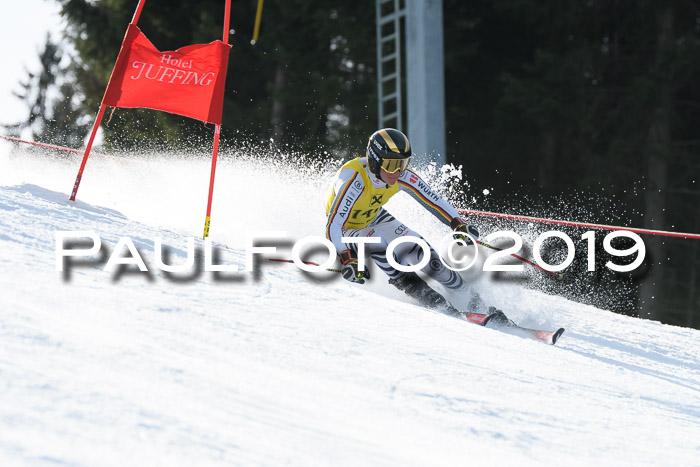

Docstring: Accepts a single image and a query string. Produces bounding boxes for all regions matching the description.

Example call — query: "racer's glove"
[339,249,370,284]
[450,218,480,246]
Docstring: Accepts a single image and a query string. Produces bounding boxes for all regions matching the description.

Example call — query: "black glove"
[339,249,370,284]
[450,218,479,246]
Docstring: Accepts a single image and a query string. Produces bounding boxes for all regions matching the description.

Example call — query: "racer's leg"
[363,212,464,290]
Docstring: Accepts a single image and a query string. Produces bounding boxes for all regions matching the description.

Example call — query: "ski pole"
[476,240,564,280]
[267,258,341,273]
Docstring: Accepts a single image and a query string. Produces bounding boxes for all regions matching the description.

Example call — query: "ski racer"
[325,128,495,317]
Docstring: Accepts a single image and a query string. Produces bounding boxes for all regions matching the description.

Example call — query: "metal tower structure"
[376,0,405,132]
[376,0,446,165]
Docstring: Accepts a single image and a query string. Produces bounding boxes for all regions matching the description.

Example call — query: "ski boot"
[388,272,462,317]
[484,306,514,327]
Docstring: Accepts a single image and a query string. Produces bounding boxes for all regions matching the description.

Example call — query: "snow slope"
[1,149,699,466]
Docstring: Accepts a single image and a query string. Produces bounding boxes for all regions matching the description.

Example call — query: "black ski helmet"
[366,128,412,178]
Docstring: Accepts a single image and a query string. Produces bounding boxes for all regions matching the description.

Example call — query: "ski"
[460,310,565,345]
[462,311,491,325]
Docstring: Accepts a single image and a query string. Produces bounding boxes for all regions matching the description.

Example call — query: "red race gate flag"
[103,24,231,125]
[70,0,234,240]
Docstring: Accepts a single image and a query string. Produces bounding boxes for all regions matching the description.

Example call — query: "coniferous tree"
[5,34,90,149]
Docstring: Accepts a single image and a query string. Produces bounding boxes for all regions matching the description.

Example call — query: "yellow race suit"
[325,157,464,289]
[325,157,460,252]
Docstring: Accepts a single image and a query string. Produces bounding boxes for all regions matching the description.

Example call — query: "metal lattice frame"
[376,0,405,131]
[377,0,446,165]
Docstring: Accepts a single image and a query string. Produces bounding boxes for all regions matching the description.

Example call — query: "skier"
[325,128,496,318]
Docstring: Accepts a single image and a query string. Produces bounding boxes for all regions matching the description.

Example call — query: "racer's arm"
[326,169,370,283]
[397,169,461,226]
[325,168,365,253]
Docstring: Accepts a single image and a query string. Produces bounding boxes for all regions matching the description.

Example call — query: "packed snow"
[1,148,698,466]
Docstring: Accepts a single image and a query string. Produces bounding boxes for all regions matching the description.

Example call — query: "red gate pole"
[203,124,222,239]
[69,0,148,202]
[69,104,105,201]
[202,0,231,239]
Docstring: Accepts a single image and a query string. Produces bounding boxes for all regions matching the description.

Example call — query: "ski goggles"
[380,157,410,174]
